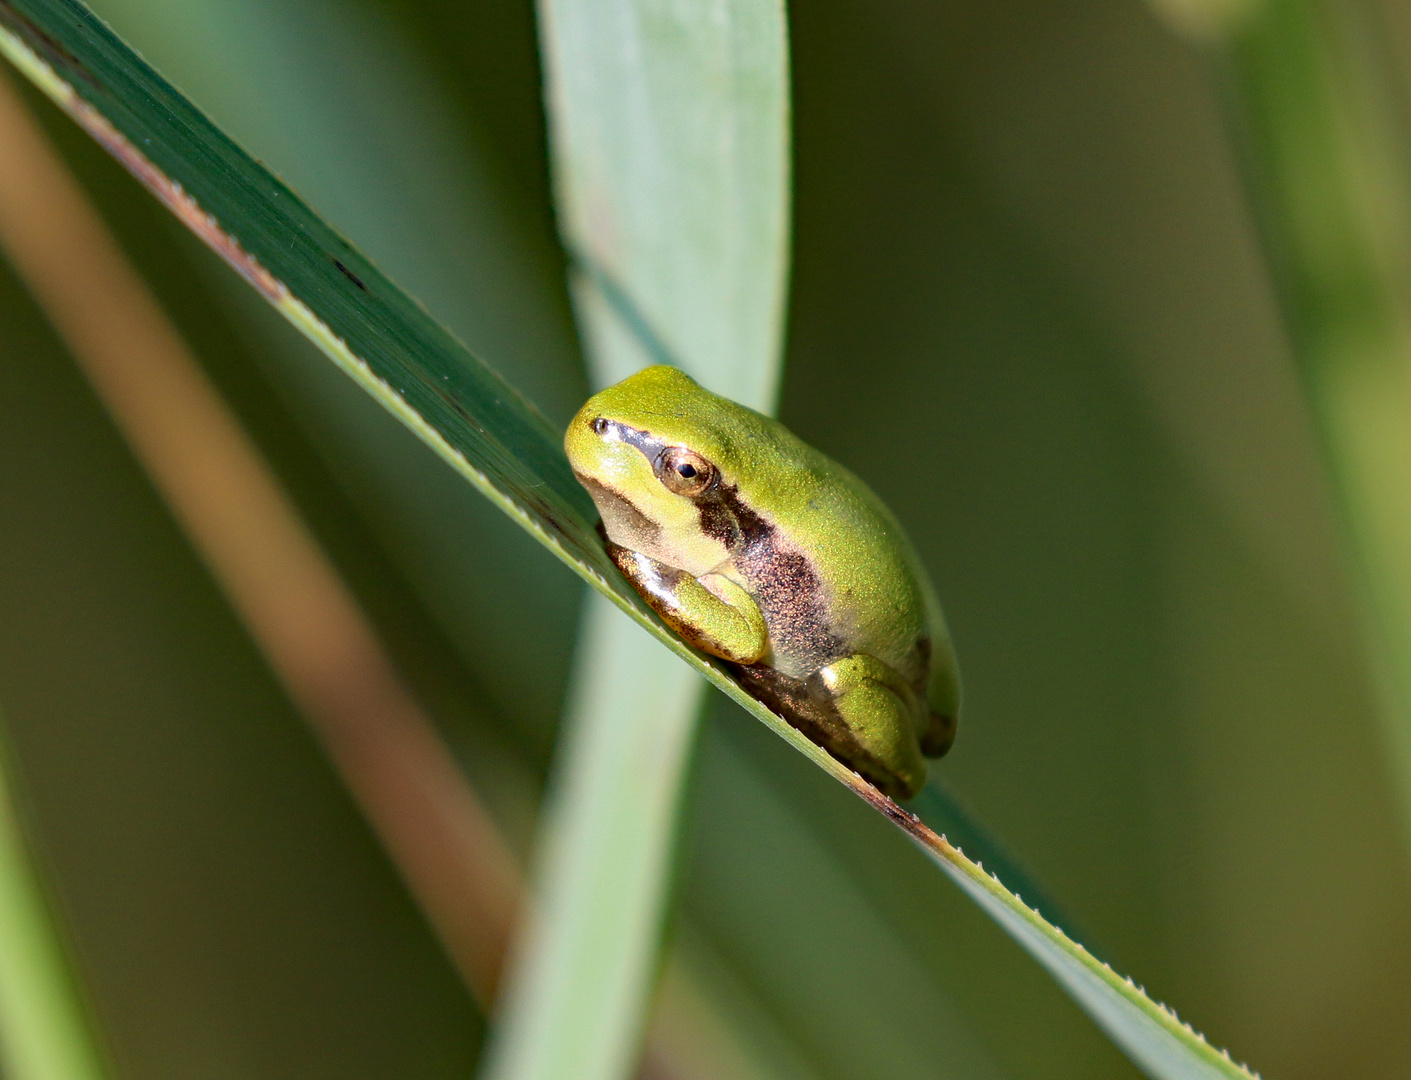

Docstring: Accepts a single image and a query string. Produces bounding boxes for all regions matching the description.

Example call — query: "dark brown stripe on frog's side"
[702,482,844,671]
[733,664,914,800]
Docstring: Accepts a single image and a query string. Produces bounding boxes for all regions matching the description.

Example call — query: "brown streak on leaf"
[70,101,290,304]
[0,4,97,91]
[333,258,367,290]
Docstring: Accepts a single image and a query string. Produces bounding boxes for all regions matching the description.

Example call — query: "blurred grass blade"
[483,2,790,1078]
[0,62,521,1007]
[0,717,108,1080]
[0,4,1256,1076]
[1202,0,1411,844]
[0,75,787,1080]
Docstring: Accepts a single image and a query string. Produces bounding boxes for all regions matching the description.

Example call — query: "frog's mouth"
[574,473,663,553]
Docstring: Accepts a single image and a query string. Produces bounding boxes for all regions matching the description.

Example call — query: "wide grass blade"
[0,4,1256,1075]
[481,2,790,1078]
[0,718,108,1080]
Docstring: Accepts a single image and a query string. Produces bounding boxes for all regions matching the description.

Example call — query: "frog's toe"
[921,710,957,758]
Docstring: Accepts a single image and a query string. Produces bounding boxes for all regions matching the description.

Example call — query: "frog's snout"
[564,405,610,474]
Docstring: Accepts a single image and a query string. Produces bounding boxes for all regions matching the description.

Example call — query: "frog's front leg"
[818,654,928,799]
[607,542,768,664]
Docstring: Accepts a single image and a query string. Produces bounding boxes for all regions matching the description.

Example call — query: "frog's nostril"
[591,417,609,435]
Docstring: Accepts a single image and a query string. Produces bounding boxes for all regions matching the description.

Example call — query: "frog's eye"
[590,417,610,436]
[656,447,716,497]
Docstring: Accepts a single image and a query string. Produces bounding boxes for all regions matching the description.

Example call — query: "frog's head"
[566,365,756,576]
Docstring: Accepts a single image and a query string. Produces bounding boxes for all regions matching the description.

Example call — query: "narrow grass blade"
[0,718,108,1080]
[797,745,1257,1080]
[484,3,790,1078]
[0,5,1257,1076]
[0,0,602,584]
[1193,0,1411,846]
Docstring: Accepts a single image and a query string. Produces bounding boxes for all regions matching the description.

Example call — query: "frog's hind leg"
[816,654,928,800]
[731,662,912,800]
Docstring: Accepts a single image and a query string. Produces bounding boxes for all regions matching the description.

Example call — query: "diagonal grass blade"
[0,4,1258,1075]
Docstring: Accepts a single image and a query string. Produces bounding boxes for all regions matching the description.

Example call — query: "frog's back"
[777,455,961,737]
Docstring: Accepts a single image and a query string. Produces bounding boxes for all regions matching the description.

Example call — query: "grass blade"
[1195,0,1411,845]
[483,3,790,1077]
[909,783,1086,949]
[0,718,107,1080]
[0,4,1257,1075]
[0,0,599,580]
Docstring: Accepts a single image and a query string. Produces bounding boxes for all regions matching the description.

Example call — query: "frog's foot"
[606,541,768,664]
[816,654,929,800]
[730,664,904,799]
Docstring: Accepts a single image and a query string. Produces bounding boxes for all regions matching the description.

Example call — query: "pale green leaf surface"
[0,5,1255,1077]
[0,717,107,1080]
[483,2,790,1078]
[486,602,705,1080]
[539,0,790,408]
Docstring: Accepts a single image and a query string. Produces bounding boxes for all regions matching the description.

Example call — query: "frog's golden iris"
[565,365,959,800]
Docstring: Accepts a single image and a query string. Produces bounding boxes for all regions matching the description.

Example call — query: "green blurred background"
[2,0,1409,1077]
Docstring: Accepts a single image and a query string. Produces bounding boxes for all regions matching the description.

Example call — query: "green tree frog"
[565,365,959,800]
